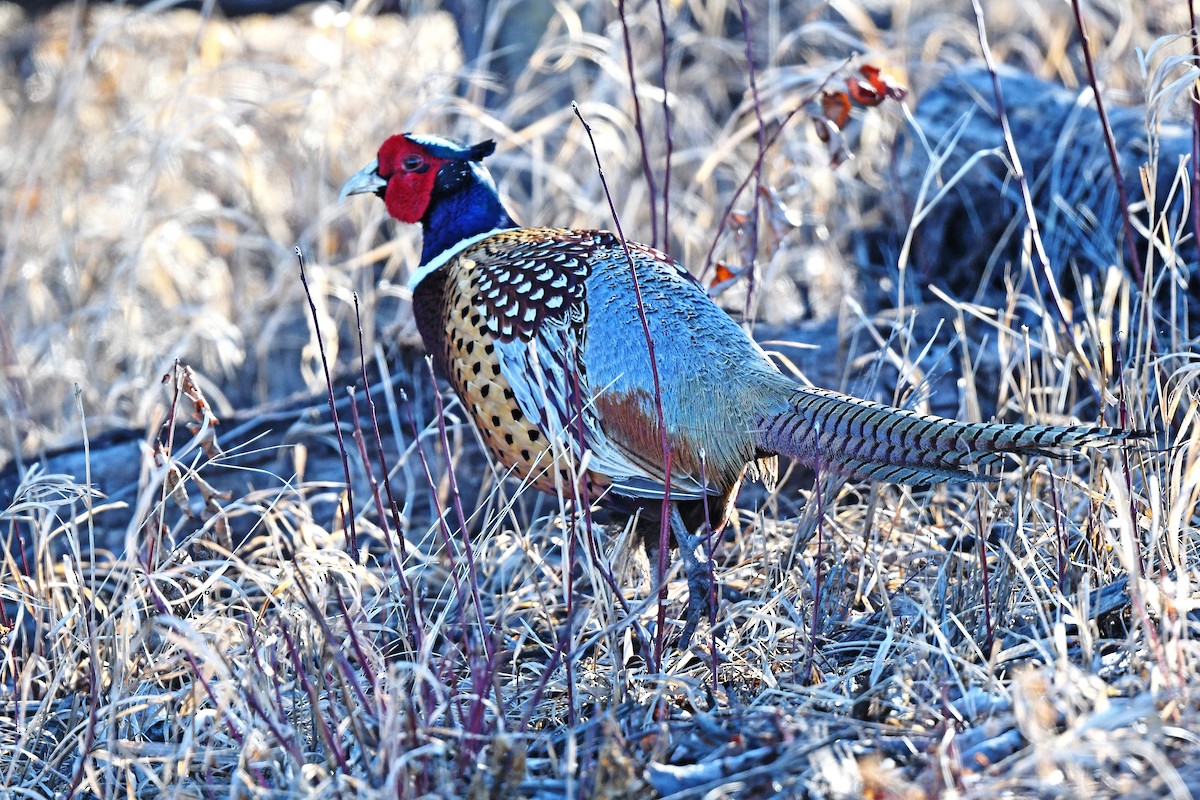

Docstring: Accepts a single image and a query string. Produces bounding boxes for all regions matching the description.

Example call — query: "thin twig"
[973,494,993,653]
[654,0,674,251]
[700,450,718,689]
[1049,469,1065,597]
[1070,0,1146,287]
[296,247,359,554]
[804,435,824,685]
[400,384,491,736]
[735,0,767,325]
[574,102,676,670]
[967,1,1101,397]
[618,0,660,249]
[1188,0,1200,268]
[701,59,849,282]
[425,359,503,753]
[351,294,426,654]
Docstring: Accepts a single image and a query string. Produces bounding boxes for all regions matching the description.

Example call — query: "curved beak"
[339,158,386,202]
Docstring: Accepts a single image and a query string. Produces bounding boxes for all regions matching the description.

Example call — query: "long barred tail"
[755,386,1146,485]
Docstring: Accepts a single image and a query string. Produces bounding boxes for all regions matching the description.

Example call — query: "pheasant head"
[340,133,516,267]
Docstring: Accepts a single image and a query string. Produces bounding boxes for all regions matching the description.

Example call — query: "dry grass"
[1,0,1198,797]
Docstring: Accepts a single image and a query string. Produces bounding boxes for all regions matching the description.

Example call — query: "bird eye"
[401,155,424,171]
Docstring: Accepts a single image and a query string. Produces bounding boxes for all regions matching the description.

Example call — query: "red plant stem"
[574,102,676,669]
[561,381,581,727]
[296,247,359,554]
[1049,469,1065,596]
[973,494,993,653]
[1070,0,1146,288]
[701,59,848,282]
[968,1,1105,393]
[424,360,504,746]
[653,451,674,671]
[520,353,653,732]
[242,612,306,765]
[617,0,660,249]
[1189,0,1200,269]
[280,621,351,774]
[350,295,426,653]
[699,451,718,688]
[804,447,825,686]
[400,390,490,728]
[735,0,766,325]
[654,0,674,251]
[289,564,376,714]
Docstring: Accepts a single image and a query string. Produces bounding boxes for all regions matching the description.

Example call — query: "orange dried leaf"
[847,76,883,107]
[821,90,852,128]
[861,64,909,102]
[708,262,750,298]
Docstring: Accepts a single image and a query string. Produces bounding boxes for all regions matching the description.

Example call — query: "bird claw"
[672,509,715,649]
[678,568,712,649]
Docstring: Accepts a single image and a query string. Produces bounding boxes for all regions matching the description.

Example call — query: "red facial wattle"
[376,135,447,224]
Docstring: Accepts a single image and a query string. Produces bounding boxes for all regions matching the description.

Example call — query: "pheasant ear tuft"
[466,139,496,161]
[404,133,496,162]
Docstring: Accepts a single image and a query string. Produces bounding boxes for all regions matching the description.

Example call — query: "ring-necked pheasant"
[341,132,1143,641]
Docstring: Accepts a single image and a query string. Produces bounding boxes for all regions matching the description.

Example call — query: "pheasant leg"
[672,505,715,648]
